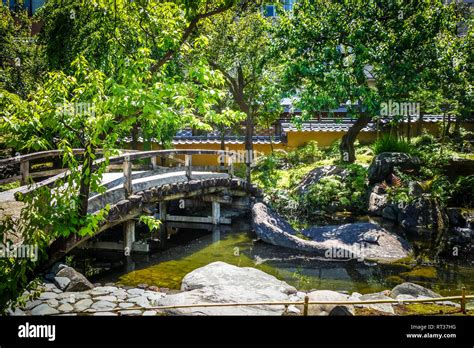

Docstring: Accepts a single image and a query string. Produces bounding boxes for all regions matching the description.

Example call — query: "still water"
[71,220,474,296]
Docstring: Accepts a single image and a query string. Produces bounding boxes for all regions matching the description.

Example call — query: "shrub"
[412,132,437,147]
[286,141,323,166]
[448,175,474,207]
[372,135,413,155]
[253,153,282,189]
[302,164,367,214]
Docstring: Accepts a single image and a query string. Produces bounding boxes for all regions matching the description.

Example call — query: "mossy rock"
[394,303,467,316]
[400,266,437,280]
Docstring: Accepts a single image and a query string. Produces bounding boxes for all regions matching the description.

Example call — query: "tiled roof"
[173,136,282,145]
[281,121,377,133]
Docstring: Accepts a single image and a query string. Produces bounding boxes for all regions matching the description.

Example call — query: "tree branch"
[150,1,238,73]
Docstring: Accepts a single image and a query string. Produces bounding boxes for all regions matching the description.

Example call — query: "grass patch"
[0,181,20,192]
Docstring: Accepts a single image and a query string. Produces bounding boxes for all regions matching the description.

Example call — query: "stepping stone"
[91,286,118,295]
[58,303,74,312]
[142,310,157,316]
[119,310,142,316]
[91,300,116,311]
[127,288,145,296]
[24,300,42,310]
[31,304,59,316]
[39,292,58,300]
[46,299,59,308]
[128,296,152,308]
[9,308,26,316]
[74,299,93,312]
[94,295,117,302]
[93,312,117,316]
[119,303,135,309]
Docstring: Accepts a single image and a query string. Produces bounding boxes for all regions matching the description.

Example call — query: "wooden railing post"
[123,220,135,256]
[211,201,221,225]
[20,159,29,186]
[228,156,234,178]
[185,154,192,180]
[461,287,466,314]
[123,155,132,197]
[150,156,157,170]
[303,295,309,316]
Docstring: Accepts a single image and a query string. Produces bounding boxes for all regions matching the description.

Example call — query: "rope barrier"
[46,290,473,316]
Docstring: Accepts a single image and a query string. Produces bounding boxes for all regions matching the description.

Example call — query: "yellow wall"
[134,120,473,166]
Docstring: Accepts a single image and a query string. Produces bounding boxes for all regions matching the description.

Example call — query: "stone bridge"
[0,149,262,266]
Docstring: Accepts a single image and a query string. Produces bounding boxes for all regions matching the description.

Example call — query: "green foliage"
[412,133,437,147]
[0,6,46,98]
[372,136,414,155]
[253,153,282,189]
[286,141,323,166]
[302,164,367,215]
[139,215,162,232]
[448,175,474,208]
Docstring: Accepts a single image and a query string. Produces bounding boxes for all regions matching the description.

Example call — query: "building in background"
[2,0,45,15]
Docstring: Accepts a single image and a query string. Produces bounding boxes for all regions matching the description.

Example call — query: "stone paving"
[10,283,167,316]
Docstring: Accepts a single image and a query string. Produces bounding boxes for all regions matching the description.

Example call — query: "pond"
[70,219,474,296]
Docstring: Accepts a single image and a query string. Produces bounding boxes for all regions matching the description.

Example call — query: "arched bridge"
[0,149,262,266]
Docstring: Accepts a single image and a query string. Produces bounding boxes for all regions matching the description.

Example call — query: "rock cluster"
[367,152,448,235]
[252,202,411,261]
[8,262,459,317]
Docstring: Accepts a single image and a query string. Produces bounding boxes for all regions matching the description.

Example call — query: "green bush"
[372,135,413,155]
[412,133,437,147]
[253,154,282,189]
[286,141,323,166]
[448,175,474,207]
[302,164,367,214]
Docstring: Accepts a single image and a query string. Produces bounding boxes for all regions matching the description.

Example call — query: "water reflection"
[70,220,473,296]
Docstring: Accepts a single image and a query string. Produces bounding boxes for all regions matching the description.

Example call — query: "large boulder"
[157,262,299,315]
[299,290,354,316]
[55,266,94,292]
[397,195,448,234]
[368,152,420,185]
[252,203,411,261]
[391,282,440,299]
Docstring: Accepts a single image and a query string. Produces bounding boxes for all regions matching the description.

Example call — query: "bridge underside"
[45,177,262,269]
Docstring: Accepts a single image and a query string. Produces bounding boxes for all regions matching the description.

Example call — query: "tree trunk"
[339,114,371,163]
[244,112,253,184]
[446,114,452,137]
[78,142,93,217]
[407,114,411,142]
[131,122,139,150]
[220,132,225,167]
[267,119,274,152]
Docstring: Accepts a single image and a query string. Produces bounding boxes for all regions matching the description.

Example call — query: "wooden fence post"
[123,155,132,197]
[228,156,234,178]
[123,220,135,256]
[461,287,466,314]
[303,295,309,316]
[20,159,29,185]
[150,156,157,170]
[185,155,192,180]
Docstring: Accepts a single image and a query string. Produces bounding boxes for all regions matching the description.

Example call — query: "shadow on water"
[69,218,474,296]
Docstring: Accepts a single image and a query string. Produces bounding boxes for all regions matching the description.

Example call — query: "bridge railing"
[0,148,139,186]
[9,149,240,199]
